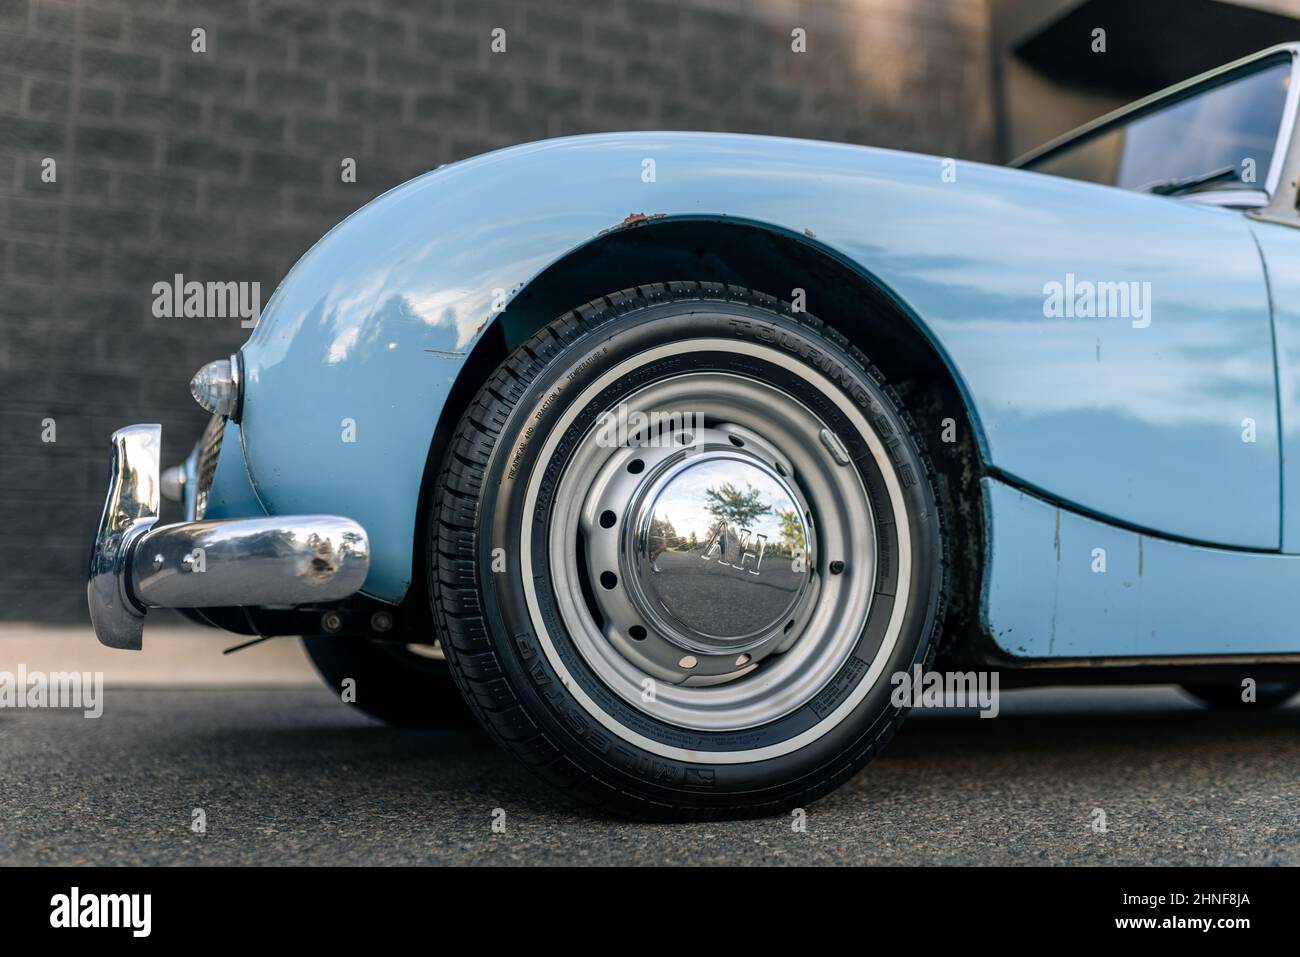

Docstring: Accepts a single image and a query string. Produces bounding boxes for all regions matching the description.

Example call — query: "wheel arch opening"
[415,218,988,652]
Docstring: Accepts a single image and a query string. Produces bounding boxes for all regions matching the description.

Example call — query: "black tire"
[302,636,476,728]
[1181,682,1299,709]
[430,282,947,820]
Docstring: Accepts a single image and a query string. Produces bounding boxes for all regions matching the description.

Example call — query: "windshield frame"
[1010,44,1300,212]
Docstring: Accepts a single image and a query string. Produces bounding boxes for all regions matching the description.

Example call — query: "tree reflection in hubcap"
[629,452,812,655]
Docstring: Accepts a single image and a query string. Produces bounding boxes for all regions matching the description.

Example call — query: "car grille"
[194,413,225,519]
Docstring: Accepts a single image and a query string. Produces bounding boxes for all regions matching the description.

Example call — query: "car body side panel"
[238,132,1279,603]
[982,477,1300,658]
[1249,219,1300,553]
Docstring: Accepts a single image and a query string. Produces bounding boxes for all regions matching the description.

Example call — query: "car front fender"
[239,131,1276,602]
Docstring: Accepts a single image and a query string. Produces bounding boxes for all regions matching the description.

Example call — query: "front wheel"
[430,283,947,820]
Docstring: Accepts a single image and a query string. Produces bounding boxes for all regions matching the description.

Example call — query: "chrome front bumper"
[88,424,370,649]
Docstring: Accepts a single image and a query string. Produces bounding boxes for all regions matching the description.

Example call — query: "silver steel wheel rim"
[542,366,878,733]
[519,338,913,761]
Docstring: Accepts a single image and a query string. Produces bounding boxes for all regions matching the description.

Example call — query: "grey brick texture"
[0,0,993,623]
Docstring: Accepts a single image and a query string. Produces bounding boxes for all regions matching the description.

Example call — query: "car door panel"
[1249,218,1300,552]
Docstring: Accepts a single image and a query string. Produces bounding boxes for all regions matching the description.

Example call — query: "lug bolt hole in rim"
[542,365,882,733]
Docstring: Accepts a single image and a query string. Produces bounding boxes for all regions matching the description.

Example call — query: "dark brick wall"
[0,0,993,623]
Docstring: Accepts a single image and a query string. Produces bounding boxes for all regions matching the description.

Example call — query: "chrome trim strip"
[88,423,371,649]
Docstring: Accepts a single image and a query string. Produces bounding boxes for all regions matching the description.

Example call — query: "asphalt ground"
[3,625,1296,865]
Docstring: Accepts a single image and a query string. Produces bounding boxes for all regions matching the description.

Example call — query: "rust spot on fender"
[598,212,667,235]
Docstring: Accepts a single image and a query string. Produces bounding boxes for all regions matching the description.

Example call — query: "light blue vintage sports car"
[90,45,1300,819]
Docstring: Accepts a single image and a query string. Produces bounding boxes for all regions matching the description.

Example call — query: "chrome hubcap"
[627,450,814,657]
[577,417,833,694]
[537,355,883,733]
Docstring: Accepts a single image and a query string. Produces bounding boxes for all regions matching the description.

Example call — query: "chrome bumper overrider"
[88,424,370,650]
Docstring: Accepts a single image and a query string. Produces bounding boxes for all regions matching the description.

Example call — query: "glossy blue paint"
[236,131,1282,602]
[982,477,1300,659]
